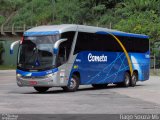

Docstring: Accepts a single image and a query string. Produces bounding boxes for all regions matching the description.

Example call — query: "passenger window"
[56,42,67,66]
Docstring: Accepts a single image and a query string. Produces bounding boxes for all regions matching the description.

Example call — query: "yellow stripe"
[108,33,133,76]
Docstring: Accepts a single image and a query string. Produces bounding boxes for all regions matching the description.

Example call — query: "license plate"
[29,81,38,85]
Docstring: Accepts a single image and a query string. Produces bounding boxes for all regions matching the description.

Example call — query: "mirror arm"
[53,38,67,54]
[10,40,20,54]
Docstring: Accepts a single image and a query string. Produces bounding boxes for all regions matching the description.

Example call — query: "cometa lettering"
[88,53,107,62]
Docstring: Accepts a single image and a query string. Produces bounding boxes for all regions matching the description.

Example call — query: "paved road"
[0,70,160,114]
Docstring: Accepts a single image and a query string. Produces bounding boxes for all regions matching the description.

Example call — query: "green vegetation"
[1,0,160,69]
[0,0,160,42]
[0,65,16,70]
[150,69,160,76]
[0,43,4,64]
[0,16,5,25]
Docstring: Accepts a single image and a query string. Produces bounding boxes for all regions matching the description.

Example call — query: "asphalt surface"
[0,70,160,115]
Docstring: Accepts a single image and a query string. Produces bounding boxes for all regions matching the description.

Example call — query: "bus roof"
[24,24,149,39]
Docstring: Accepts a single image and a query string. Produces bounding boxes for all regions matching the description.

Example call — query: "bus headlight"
[17,74,22,77]
[47,73,53,78]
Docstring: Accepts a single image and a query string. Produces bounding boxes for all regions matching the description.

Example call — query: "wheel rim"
[69,78,76,89]
[125,74,130,85]
[132,75,137,84]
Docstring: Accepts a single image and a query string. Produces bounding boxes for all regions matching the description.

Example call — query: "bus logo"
[88,53,107,62]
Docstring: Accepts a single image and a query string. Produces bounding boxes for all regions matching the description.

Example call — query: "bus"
[10,24,150,92]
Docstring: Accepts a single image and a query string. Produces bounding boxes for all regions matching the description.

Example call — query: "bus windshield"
[17,35,59,71]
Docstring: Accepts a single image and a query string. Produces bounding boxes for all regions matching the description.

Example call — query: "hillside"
[0,0,160,41]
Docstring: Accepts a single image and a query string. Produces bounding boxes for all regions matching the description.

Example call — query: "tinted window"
[118,36,149,53]
[60,31,75,60]
[74,32,121,54]
[56,31,75,66]
[74,32,149,54]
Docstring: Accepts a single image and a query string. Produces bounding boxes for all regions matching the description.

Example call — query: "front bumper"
[17,76,56,87]
[16,71,68,87]
[16,68,68,87]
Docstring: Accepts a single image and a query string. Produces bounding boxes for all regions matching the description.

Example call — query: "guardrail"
[0,24,34,35]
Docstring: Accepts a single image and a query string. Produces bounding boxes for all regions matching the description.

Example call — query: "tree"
[114,11,160,41]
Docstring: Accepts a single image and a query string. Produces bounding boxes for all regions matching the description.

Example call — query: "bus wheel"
[92,84,108,89]
[34,87,49,93]
[130,72,138,87]
[62,75,79,92]
[123,72,131,87]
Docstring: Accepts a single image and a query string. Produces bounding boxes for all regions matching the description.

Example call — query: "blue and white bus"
[10,24,150,92]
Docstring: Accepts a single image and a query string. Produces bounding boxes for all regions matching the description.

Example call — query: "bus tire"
[92,84,108,89]
[123,72,131,87]
[130,72,138,87]
[62,75,79,92]
[34,87,49,93]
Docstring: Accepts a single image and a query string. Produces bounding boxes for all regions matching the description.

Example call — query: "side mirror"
[10,40,20,54]
[53,38,67,54]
